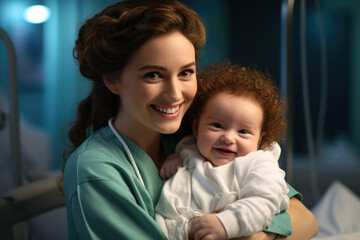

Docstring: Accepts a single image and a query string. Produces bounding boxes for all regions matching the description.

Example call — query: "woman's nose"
[165,78,182,101]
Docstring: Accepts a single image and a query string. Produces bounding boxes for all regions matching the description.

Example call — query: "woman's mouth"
[152,104,180,114]
[151,103,183,119]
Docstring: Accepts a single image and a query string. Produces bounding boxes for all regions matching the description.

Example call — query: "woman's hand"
[159,154,183,179]
[188,214,227,240]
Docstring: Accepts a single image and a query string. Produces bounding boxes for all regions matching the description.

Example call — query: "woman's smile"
[151,103,183,119]
[151,102,181,114]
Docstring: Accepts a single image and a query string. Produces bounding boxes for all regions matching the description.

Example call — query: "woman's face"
[108,31,197,138]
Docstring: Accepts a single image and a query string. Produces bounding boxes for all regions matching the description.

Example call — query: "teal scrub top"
[63,128,167,239]
[64,127,300,239]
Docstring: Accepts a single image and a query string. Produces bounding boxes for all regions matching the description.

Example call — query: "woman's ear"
[103,74,120,94]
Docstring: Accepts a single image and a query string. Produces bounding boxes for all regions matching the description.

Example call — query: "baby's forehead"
[204,92,263,116]
[207,91,262,107]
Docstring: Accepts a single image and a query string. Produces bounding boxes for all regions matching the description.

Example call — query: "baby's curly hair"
[187,62,287,150]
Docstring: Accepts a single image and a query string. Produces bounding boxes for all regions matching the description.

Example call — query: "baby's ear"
[103,75,120,94]
[258,132,266,149]
[192,120,198,138]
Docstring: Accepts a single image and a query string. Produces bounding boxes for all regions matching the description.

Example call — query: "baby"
[156,63,290,239]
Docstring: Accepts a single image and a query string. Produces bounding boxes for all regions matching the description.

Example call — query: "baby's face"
[194,93,263,167]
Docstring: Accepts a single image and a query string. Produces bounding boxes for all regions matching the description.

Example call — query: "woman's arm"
[233,197,319,240]
[278,197,319,240]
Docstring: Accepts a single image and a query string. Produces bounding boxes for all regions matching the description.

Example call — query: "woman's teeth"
[154,105,180,114]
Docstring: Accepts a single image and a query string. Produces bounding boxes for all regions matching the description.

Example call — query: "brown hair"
[59,0,206,192]
[187,62,287,150]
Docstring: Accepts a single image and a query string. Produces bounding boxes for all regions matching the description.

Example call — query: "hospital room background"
[1,0,359,239]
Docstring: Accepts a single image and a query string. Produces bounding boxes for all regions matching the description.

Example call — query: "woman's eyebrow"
[138,61,196,71]
[138,65,166,71]
[181,61,196,69]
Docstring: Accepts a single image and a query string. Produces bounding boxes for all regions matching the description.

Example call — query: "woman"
[59,0,318,239]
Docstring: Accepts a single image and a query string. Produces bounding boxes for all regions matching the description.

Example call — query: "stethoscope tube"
[108,118,145,187]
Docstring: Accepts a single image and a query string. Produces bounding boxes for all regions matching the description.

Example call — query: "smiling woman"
[58,1,206,239]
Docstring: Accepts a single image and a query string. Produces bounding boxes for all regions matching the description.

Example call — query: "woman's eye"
[210,122,223,129]
[238,129,249,134]
[144,72,161,79]
[179,69,195,78]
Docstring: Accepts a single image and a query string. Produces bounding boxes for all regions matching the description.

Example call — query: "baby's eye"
[238,129,249,134]
[210,122,223,129]
[144,72,162,79]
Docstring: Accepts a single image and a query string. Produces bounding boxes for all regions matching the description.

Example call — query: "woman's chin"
[157,123,182,135]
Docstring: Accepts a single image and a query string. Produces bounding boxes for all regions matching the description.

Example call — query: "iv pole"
[281,0,295,183]
[0,27,22,187]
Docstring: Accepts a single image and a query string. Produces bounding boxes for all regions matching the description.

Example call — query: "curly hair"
[187,62,287,150]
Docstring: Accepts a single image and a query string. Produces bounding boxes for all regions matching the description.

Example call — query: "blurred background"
[1,0,359,238]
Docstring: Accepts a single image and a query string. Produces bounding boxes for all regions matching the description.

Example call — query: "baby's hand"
[189,214,227,240]
[159,154,183,179]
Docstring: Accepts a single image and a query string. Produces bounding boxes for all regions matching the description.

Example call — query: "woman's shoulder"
[65,127,132,182]
[70,128,116,160]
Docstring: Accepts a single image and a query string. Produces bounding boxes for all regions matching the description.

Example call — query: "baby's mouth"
[214,147,236,156]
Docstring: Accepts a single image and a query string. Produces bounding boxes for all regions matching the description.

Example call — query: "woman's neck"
[113,117,164,170]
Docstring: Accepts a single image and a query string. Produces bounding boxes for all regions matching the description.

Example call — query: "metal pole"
[281,0,295,184]
[0,27,22,187]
